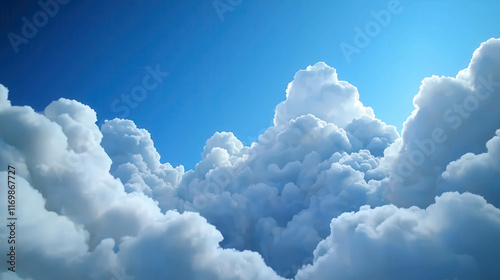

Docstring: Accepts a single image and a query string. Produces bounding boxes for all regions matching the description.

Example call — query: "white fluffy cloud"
[295,192,500,280]
[1,39,500,279]
[274,62,374,128]
[439,129,500,207]
[0,96,284,280]
[382,38,500,208]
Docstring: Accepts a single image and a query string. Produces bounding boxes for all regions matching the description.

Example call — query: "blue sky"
[2,2,500,279]
[1,0,499,170]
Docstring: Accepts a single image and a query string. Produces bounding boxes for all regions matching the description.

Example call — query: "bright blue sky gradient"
[1,0,499,169]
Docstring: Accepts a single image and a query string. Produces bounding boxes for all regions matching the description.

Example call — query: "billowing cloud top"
[274,62,374,128]
[1,38,500,280]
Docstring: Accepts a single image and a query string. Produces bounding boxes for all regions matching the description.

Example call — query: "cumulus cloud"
[381,38,500,208]
[274,62,374,128]
[439,129,500,207]
[0,173,283,280]
[295,192,500,280]
[0,92,284,280]
[1,38,500,279]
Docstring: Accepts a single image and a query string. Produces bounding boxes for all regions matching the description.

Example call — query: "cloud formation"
[382,38,500,208]
[295,192,500,280]
[1,38,499,279]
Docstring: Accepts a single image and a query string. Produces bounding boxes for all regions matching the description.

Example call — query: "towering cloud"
[382,38,500,208]
[1,39,499,280]
[274,62,374,128]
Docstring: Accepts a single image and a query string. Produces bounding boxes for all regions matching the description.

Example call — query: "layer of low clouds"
[0,38,499,279]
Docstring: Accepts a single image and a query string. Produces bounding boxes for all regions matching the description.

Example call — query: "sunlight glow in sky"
[1,0,499,169]
[1,1,500,279]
